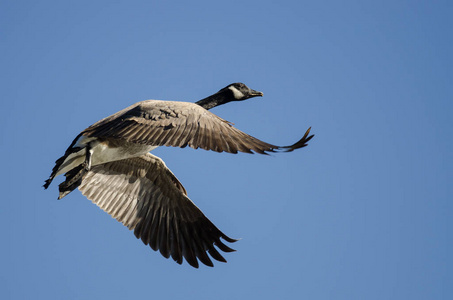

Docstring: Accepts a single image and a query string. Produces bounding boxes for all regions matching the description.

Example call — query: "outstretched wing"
[81,100,313,154]
[78,153,237,268]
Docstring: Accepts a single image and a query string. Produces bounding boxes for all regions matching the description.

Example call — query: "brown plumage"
[82,100,310,154]
[79,153,237,268]
[44,83,314,268]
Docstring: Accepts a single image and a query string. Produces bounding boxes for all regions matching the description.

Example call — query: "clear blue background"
[1,1,451,299]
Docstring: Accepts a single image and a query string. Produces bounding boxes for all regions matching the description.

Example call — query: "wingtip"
[280,127,314,152]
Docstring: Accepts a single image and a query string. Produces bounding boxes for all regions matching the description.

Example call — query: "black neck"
[195,90,233,110]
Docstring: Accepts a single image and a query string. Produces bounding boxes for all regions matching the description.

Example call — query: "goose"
[43,83,314,268]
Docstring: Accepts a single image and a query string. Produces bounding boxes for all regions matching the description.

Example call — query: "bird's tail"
[43,133,87,190]
[43,153,71,189]
[57,164,88,199]
[44,135,92,200]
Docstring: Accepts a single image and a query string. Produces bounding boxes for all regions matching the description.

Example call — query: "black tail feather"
[58,164,88,199]
[57,143,92,199]
[43,154,68,189]
[43,133,85,189]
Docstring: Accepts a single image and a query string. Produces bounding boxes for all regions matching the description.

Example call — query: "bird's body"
[44,83,314,268]
[55,135,157,177]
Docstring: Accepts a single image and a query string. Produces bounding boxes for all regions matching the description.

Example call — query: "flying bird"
[44,83,314,268]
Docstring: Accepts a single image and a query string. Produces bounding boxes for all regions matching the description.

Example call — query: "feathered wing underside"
[78,153,237,268]
[81,100,314,154]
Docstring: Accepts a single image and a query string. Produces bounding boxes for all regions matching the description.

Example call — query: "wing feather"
[78,153,237,267]
[81,100,313,154]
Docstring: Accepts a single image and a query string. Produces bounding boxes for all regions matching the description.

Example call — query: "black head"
[220,83,263,101]
[195,82,263,110]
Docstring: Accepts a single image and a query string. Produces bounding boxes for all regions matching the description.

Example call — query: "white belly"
[56,136,157,176]
[90,141,157,165]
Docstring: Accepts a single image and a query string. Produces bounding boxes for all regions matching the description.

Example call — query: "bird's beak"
[250,89,264,97]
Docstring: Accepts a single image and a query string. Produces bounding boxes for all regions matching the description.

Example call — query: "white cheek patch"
[228,86,245,100]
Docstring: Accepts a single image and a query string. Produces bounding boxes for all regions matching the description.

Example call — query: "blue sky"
[1,0,452,299]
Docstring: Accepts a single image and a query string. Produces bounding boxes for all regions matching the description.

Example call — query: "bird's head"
[221,83,263,101]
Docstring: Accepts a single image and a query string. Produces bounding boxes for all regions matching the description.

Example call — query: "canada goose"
[44,83,314,268]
